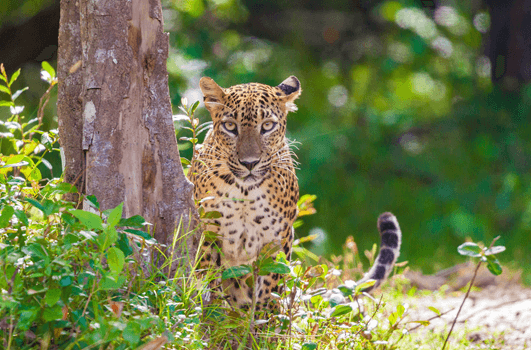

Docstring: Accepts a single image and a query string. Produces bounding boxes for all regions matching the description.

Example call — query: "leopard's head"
[199,76,301,185]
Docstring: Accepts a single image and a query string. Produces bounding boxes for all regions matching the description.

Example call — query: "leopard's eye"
[223,121,237,134]
[261,121,277,133]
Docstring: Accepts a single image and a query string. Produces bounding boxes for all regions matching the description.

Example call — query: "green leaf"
[116,232,133,256]
[42,305,63,322]
[118,215,146,228]
[258,259,290,275]
[25,198,46,213]
[40,158,53,170]
[21,166,42,182]
[297,194,317,207]
[484,246,506,256]
[486,256,503,276]
[61,213,76,226]
[107,247,125,276]
[178,105,188,114]
[295,234,319,245]
[46,182,78,195]
[0,205,15,228]
[203,210,222,219]
[12,87,28,101]
[9,69,21,86]
[428,306,441,316]
[180,157,190,166]
[330,304,353,317]
[457,242,482,257]
[18,308,39,331]
[0,85,10,95]
[86,195,100,209]
[69,209,104,230]
[107,202,123,227]
[14,209,28,226]
[203,230,221,242]
[301,343,318,350]
[258,241,282,260]
[173,114,189,122]
[45,288,61,306]
[26,243,50,264]
[191,100,200,114]
[5,121,21,130]
[123,321,141,345]
[199,196,216,204]
[196,122,213,135]
[41,132,53,150]
[3,154,26,165]
[222,265,252,280]
[397,304,406,318]
[100,274,125,290]
[337,284,354,296]
[124,228,152,240]
[0,100,14,107]
[98,226,118,250]
[292,246,320,262]
[42,199,59,217]
[42,61,56,79]
[355,279,376,293]
[388,311,398,325]
[59,276,73,287]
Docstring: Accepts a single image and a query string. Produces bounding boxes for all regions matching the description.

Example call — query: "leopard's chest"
[204,182,291,266]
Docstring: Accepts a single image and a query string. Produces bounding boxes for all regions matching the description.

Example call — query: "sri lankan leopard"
[189,76,402,311]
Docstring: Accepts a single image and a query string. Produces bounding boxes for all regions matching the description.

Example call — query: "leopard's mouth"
[229,167,269,184]
[243,174,258,182]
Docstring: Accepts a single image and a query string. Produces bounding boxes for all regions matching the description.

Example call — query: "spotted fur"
[189,76,301,310]
[189,76,401,311]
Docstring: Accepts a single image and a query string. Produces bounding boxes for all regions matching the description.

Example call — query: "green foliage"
[0,175,172,348]
[457,237,506,276]
[442,237,506,350]
[0,67,204,349]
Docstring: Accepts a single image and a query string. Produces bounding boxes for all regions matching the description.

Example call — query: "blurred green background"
[2,0,530,283]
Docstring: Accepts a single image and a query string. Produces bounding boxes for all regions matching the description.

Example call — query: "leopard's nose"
[239,158,260,171]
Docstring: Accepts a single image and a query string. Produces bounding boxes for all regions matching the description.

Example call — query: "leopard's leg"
[255,226,295,314]
[197,239,224,305]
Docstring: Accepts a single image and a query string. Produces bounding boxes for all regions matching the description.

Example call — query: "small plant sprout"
[173,97,212,164]
[442,236,506,350]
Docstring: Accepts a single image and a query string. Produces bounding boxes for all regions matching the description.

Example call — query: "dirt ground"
[403,267,531,350]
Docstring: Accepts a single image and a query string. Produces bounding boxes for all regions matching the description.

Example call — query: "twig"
[441,260,481,350]
[408,308,455,332]
[81,278,97,318]
[29,79,57,141]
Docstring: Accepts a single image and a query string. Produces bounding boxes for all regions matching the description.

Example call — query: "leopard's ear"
[277,76,301,112]
[200,77,226,114]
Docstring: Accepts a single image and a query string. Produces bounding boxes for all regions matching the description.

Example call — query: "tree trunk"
[57,0,199,273]
[485,0,531,88]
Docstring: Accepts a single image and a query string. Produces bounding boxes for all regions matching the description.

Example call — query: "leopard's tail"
[356,212,402,292]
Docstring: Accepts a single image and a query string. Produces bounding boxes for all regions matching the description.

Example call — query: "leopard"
[188,75,402,312]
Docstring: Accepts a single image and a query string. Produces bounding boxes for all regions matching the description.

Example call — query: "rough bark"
[57,0,84,205]
[57,0,199,273]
